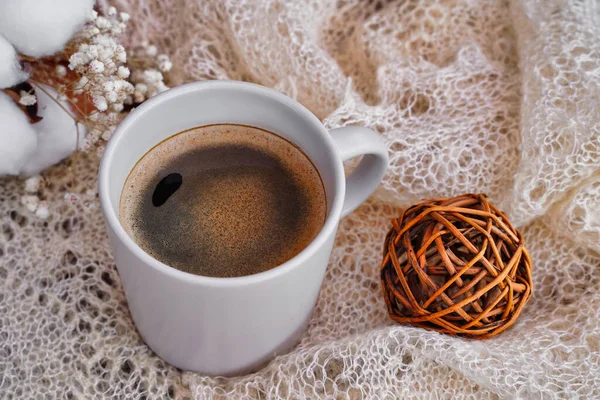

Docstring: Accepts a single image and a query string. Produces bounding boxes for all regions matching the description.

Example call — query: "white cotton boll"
[20,85,87,176]
[0,92,38,175]
[0,0,95,57]
[0,34,28,88]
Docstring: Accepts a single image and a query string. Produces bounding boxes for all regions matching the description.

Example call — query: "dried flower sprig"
[10,4,173,218]
[22,4,172,154]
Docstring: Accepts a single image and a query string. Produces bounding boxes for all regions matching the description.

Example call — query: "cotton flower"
[117,66,130,78]
[0,0,95,57]
[19,91,37,106]
[0,92,37,175]
[0,34,28,88]
[19,85,87,176]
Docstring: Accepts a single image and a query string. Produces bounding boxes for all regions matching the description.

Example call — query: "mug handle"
[329,126,389,217]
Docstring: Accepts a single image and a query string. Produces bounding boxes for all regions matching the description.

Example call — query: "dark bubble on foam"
[120,125,327,278]
[152,173,182,207]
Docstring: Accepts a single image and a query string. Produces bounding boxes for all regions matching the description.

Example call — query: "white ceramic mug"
[99,80,388,376]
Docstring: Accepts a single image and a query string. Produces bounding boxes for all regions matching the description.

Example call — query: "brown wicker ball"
[381,194,533,339]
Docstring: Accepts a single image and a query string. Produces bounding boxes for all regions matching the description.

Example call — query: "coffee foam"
[119,124,327,277]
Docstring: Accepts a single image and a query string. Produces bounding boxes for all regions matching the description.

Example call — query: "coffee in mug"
[119,124,327,278]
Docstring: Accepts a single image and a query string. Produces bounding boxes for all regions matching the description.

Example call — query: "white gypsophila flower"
[157,54,172,72]
[108,7,117,17]
[89,59,105,73]
[89,10,98,21]
[111,25,123,35]
[134,83,148,95]
[120,12,130,22]
[116,45,126,63]
[102,125,117,140]
[106,91,117,103]
[56,65,67,77]
[19,91,37,106]
[93,95,108,111]
[145,45,158,57]
[95,16,111,29]
[105,112,118,125]
[24,175,41,193]
[68,52,88,69]
[133,90,144,103]
[102,80,114,93]
[93,34,115,48]
[20,195,40,212]
[154,81,168,93]
[99,46,114,60]
[112,103,124,112]
[35,201,49,219]
[117,66,130,78]
[142,69,163,84]
[84,44,99,60]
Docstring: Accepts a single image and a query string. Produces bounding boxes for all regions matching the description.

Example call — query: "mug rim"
[99,80,346,287]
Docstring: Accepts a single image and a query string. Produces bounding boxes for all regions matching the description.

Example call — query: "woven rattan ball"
[380,194,533,339]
